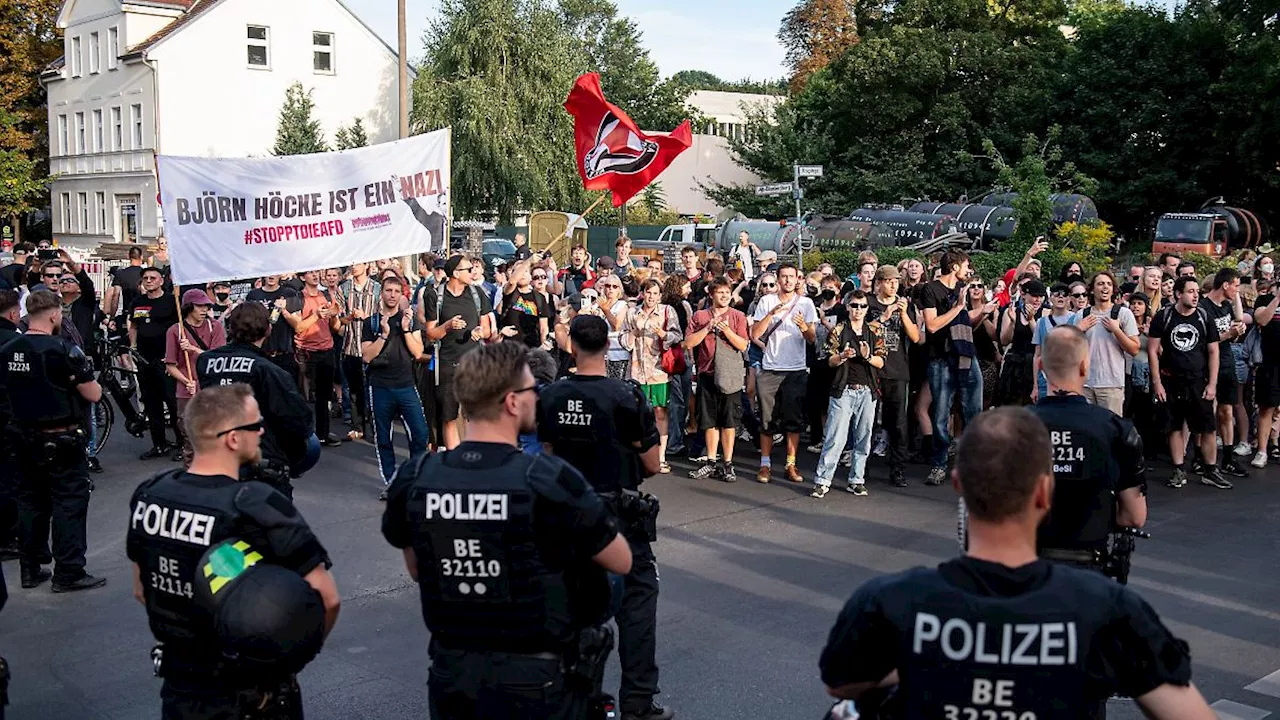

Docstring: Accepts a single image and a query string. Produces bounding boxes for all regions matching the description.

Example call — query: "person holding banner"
[164,289,226,466]
[245,275,303,388]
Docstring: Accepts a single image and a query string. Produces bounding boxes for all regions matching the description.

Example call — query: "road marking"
[1247,669,1280,699]
[1210,699,1271,720]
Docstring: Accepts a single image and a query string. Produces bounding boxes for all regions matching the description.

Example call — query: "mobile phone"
[581,296,596,311]
[37,249,60,261]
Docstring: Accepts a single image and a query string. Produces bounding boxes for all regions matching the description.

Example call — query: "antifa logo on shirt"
[1170,322,1200,352]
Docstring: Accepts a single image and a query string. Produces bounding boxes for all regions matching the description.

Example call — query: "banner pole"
[155,152,194,384]
[543,193,610,260]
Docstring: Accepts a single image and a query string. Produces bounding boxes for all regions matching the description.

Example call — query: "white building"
[42,0,410,250]
[653,90,786,217]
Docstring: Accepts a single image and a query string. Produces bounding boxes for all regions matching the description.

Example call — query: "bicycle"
[90,336,150,454]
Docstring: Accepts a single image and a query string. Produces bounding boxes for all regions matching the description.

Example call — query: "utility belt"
[152,644,301,716]
[21,425,86,463]
[1039,547,1104,567]
[598,489,660,542]
[248,460,292,493]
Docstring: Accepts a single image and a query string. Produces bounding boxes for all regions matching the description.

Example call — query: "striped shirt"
[339,277,381,357]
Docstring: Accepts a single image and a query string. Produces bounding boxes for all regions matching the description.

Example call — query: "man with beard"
[1149,276,1225,489]
[383,340,632,719]
[362,276,429,501]
[1076,271,1139,416]
[128,384,340,719]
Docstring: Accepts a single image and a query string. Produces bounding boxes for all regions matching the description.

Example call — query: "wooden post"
[543,193,610,259]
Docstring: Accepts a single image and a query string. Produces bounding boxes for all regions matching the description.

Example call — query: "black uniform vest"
[1030,396,1123,550]
[128,470,247,664]
[886,565,1117,719]
[540,377,642,493]
[0,334,85,428]
[406,452,572,653]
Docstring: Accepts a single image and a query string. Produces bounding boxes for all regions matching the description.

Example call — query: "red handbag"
[659,306,686,374]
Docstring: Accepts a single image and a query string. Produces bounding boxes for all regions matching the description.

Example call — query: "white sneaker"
[806,443,823,454]
[1251,450,1267,469]
[1234,442,1253,457]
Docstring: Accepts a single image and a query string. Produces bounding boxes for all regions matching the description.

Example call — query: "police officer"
[0,289,23,560]
[382,340,632,719]
[196,302,317,498]
[819,407,1214,720]
[1030,325,1147,575]
[0,289,106,592]
[127,383,340,718]
[537,315,672,720]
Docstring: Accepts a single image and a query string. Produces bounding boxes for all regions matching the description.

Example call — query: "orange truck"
[1151,199,1266,259]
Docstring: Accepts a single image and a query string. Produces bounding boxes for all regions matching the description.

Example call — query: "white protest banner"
[158,128,450,286]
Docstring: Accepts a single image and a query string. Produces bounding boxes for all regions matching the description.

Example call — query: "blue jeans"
[667,366,692,452]
[370,384,429,485]
[814,386,877,486]
[518,432,541,455]
[927,359,984,469]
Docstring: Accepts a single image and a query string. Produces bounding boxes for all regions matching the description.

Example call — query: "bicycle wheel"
[93,399,114,455]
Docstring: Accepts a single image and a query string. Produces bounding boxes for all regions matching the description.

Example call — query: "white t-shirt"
[1082,304,1139,389]
[605,299,631,362]
[752,293,818,372]
[728,243,758,280]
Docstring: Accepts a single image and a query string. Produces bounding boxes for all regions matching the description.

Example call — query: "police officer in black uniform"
[537,315,672,720]
[382,340,632,719]
[0,289,106,592]
[127,383,340,719]
[1030,325,1147,578]
[0,289,23,560]
[196,302,317,499]
[819,407,1213,720]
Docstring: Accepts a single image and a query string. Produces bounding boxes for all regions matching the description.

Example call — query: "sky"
[344,0,789,82]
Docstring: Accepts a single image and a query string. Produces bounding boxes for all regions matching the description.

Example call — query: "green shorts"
[642,382,669,408]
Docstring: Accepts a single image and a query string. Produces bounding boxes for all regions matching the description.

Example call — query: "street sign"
[755,182,794,196]
[796,165,824,178]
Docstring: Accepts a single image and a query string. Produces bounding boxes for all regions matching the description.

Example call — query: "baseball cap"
[1022,279,1048,297]
[433,259,446,270]
[443,255,470,275]
[596,256,616,270]
[874,265,899,282]
[182,289,214,306]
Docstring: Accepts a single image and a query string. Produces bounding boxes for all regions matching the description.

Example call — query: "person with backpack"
[1149,276,1227,489]
[423,254,492,449]
[727,231,761,281]
[1076,271,1140,416]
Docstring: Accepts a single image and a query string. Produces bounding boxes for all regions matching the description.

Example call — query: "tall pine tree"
[272,82,327,155]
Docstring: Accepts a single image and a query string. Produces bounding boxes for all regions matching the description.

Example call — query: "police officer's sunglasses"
[216,418,266,437]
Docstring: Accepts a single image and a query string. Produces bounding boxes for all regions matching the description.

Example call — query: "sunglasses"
[1071,292,1088,298]
[216,418,265,437]
[455,265,474,273]
[42,273,60,279]
[510,384,540,398]
[59,278,78,284]
[761,282,777,289]
[532,274,547,280]
[970,284,985,289]
[849,303,868,309]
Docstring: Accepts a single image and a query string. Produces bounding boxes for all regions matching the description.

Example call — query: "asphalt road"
[2,426,1278,719]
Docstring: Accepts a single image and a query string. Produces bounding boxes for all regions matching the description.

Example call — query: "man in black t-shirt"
[916,250,999,485]
[819,407,1210,720]
[499,261,551,348]
[867,266,921,487]
[361,276,429,501]
[1200,268,1249,479]
[423,254,493,449]
[244,275,303,386]
[105,246,146,326]
[129,267,181,461]
[1149,276,1221,489]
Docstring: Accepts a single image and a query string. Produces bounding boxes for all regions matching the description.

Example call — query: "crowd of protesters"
[3,231,1274,501]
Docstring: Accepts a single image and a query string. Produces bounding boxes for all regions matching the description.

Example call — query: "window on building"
[78,193,88,232]
[131,104,143,148]
[57,115,68,156]
[75,112,85,153]
[61,193,71,232]
[111,106,122,150]
[71,36,82,77]
[313,32,334,73]
[247,25,270,68]
[108,26,119,70]
[93,109,103,152]
[97,192,107,233]
[89,32,100,74]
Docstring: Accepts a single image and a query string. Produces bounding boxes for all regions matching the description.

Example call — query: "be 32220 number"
[944,709,1035,720]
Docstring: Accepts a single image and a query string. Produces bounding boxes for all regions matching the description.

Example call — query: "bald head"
[956,407,1052,522]
[1040,325,1089,386]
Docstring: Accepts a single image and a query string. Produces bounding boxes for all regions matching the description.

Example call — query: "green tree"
[0,109,53,242]
[334,118,368,150]
[778,0,860,92]
[272,82,328,155]
[413,0,584,223]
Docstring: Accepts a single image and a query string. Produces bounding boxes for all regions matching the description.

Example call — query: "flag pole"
[543,193,610,260]
[154,150,193,382]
